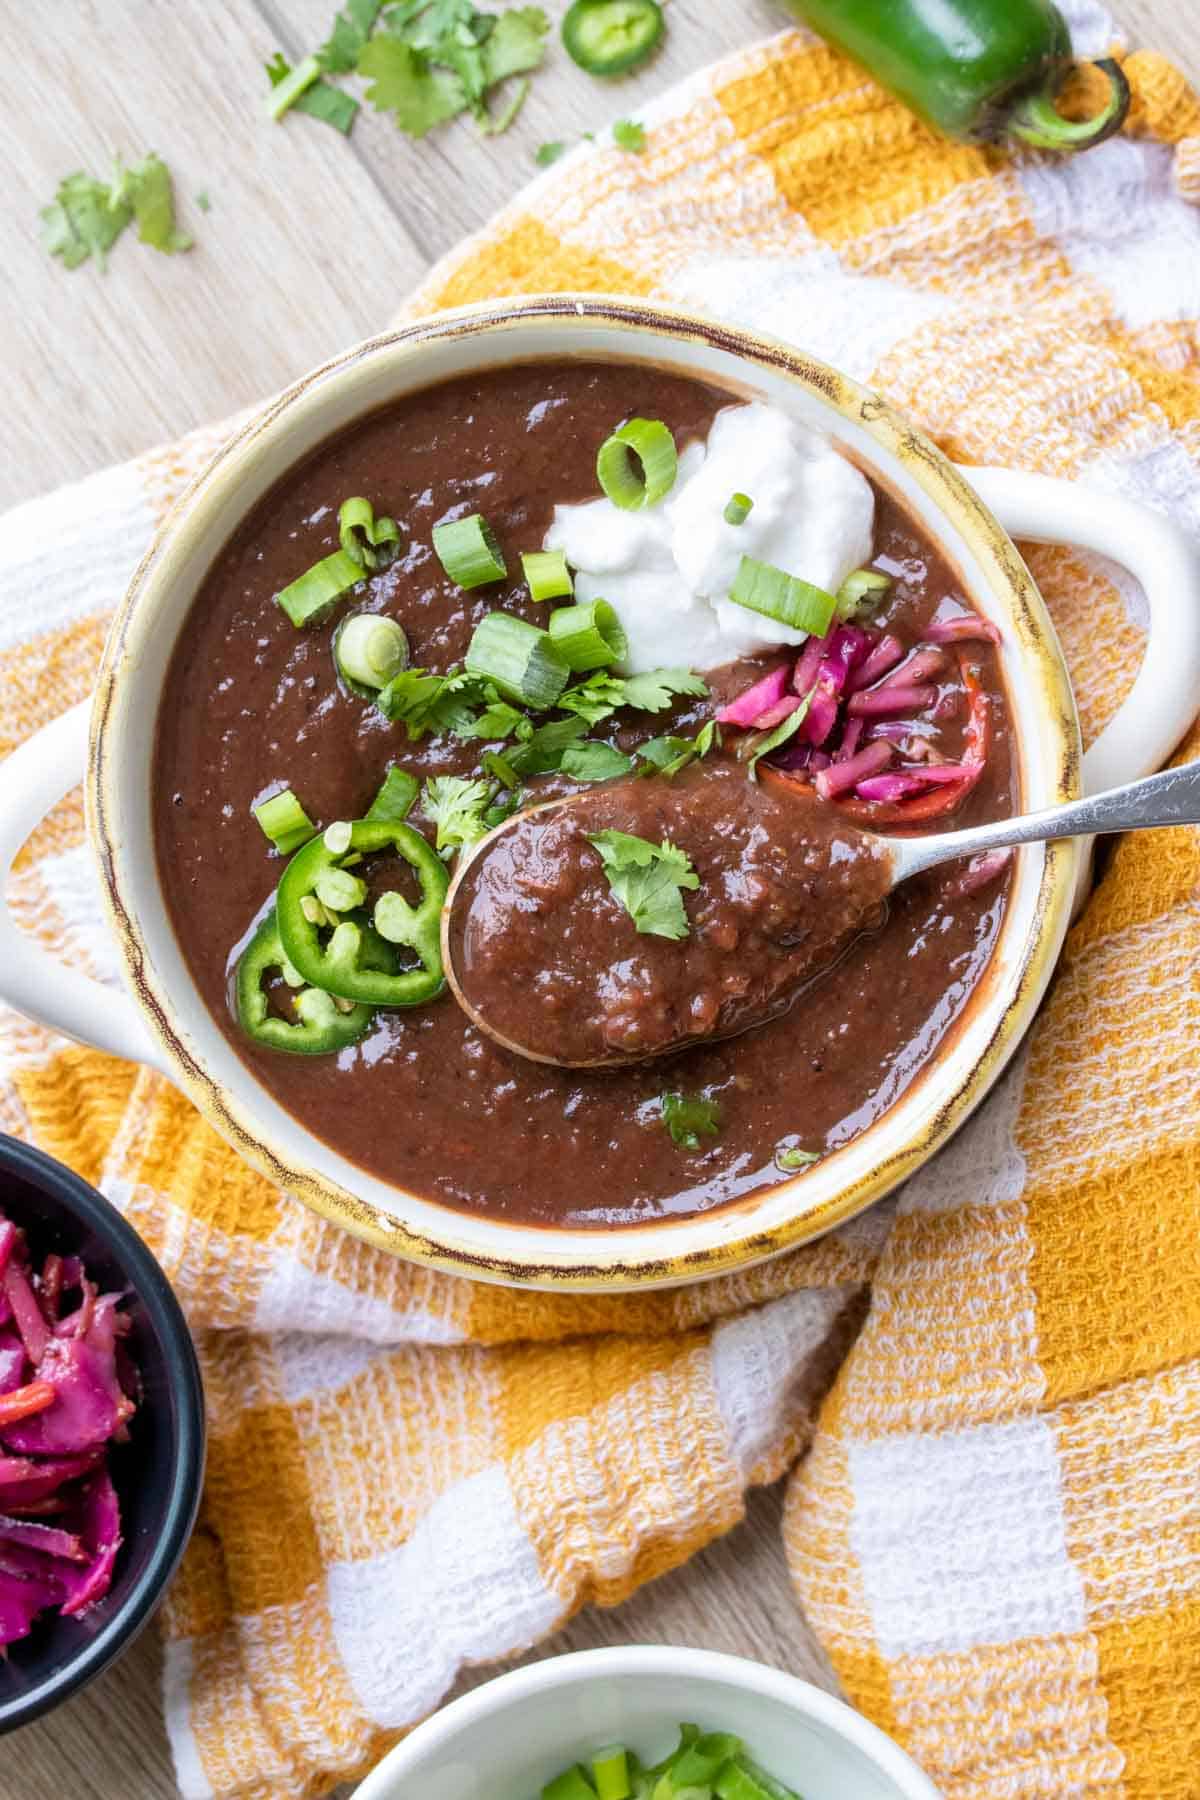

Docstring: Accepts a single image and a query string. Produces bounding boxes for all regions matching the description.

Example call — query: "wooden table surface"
[5,2,1197,1795]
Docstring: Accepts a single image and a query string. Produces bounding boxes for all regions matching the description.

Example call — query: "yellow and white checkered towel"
[3,3,1199,1794]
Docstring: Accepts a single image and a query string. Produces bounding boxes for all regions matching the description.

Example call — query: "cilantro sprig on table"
[268,0,550,140]
[41,153,193,272]
[586,829,699,940]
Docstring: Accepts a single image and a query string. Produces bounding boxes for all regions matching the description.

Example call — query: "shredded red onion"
[925,614,1001,646]
[815,738,893,799]
[877,646,947,690]
[833,717,864,763]
[847,634,904,692]
[753,694,804,730]
[791,633,827,697]
[847,684,936,719]
[716,664,791,729]
[946,848,1013,896]
[854,762,973,802]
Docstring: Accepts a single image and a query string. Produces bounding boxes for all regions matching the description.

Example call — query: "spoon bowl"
[444,757,1200,1069]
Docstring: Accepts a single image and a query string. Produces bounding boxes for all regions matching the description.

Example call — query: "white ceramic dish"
[1,296,1198,1289]
[352,1646,941,1800]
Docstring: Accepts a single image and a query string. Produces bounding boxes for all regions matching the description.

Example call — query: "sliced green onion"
[521,548,573,602]
[729,555,837,638]
[592,1747,631,1800]
[323,820,353,855]
[334,613,409,691]
[541,1767,598,1800]
[596,418,677,511]
[744,693,812,782]
[835,567,891,620]
[724,491,753,526]
[276,549,363,627]
[253,789,316,854]
[464,612,569,708]
[266,52,321,120]
[548,599,627,672]
[714,1764,777,1800]
[366,767,419,822]
[338,496,401,571]
[432,513,507,589]
[314,867,367,913]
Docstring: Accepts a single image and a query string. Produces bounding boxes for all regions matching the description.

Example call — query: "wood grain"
[2,2,1196,1795]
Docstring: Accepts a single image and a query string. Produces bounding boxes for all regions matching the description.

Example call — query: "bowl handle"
[0,701,167,1070]
[960,466,1200,792]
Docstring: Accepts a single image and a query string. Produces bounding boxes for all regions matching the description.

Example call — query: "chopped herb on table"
[611,117,645,152]
[41,153,192,271]
[587,829,699,939]
[535,139,567,165]
[661,1092,721,1150]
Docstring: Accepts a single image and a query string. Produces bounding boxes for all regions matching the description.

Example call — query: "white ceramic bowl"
[353,1647,940,1800]
[2,296,1199,1289]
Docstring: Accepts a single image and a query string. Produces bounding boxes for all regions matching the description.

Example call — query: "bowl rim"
[353,1644,941,1799]
[90,292,1080,1289]
[0,1133,206,1734]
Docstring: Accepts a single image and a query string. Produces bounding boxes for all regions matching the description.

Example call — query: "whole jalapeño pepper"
[781,0,1129,151]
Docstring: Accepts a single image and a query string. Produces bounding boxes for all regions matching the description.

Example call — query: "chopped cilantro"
[359,1,549,136]
[195,189,212,212]
[358,37,467,134]
[41,155,192,272]
[483,74,530,134]
[587,829,699,939]
[421,775,494,853]
[536,139,566,165]
[457,699,526,741]
[612,118,645,152]
[506,715,588,775]
[482,748,520,789]
[776,1144,820,1171]
[319,0,383,71]
[375,666,494,738]
[636,719,719,778]
[558,667,708,726]
[661,1091,721,1151]
[110,153,193,254]
[560,741,634,782]
[266,50,360,132]
[620,668,708,712]
[557,672,628,726]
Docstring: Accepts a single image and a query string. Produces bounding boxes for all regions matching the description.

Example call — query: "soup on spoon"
[444,760,893,1067]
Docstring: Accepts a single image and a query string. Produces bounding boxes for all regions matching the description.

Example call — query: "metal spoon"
[442,759,1200,1067]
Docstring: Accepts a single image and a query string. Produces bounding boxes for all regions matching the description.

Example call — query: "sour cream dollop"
[544,403,875,675]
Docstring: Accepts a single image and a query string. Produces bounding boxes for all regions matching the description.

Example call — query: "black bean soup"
[153,361,1012,1228]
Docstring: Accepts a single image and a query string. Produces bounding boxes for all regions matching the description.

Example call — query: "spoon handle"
[894,758,1200,881]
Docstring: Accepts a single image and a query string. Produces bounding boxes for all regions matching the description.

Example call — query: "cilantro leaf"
[109,153,192,254]
[267,50,360,132]
[536,140,566,166]
[636,719,719,778]
[587,829,699,939]
[661,1091,721,1151]
[612,118,645,153]
[560,741,634,782]
[457,699,525,741]
[619,668,709,712]
[421,775,494,853]
[358,36,467,135]
[319,0,383,72]
[195,190,212,213]
[557,672,627,726]
[506,715,588,775]
[40,172,131,272]
[376,666,486,737]
[482,7,548,86]
[775,1143,820,1171]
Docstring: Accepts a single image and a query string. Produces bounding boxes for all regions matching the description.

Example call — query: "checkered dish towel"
[3,3,1200,1794]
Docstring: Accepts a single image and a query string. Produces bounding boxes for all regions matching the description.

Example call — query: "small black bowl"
[0,1134,205,1733]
